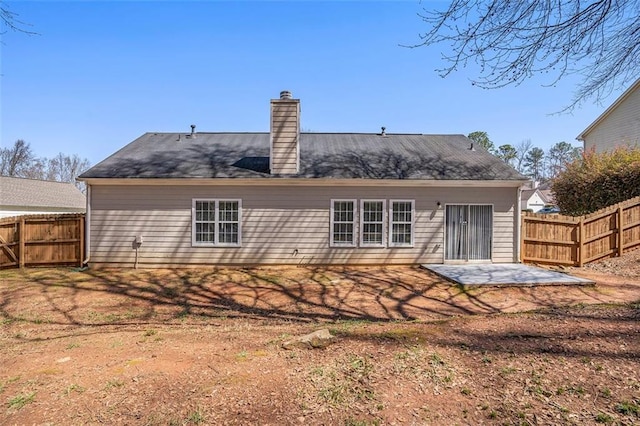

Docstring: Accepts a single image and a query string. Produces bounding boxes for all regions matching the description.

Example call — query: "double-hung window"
[331,199,356,247]
[389,200,414,247]
[192,199,241,246]
[360,200,385,247]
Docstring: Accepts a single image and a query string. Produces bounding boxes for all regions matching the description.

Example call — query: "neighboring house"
[0,176,86,219]
[78,91,528,267]
[520,188,547,212]
[577,78,640,152]
[520,181,556,212]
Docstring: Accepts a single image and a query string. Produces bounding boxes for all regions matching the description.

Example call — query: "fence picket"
[521,195,640,266]
[0,214,85,269]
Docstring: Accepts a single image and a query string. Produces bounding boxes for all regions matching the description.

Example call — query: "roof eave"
[81,177,528,187]
[576,78,640,141]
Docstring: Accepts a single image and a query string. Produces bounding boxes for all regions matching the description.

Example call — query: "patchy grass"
[309,354,377,409]
[616,399,639,417]
[7,392,35,411]
[63,384,85,396]
[0,265,639,425]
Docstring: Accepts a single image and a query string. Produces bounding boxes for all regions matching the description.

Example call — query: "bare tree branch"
[1,1,37,36]
[413,0,640,110]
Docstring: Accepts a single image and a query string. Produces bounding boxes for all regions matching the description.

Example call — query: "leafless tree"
[515,139,533,173]
[46,153,91,187]
[414,0,640,109]
[0,139,35,176]
[1,140,90,191]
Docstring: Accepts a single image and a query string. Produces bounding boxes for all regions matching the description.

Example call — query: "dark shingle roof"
[79,132,526,181]
[0,177,86,209]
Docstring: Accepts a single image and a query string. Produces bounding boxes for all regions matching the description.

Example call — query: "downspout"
[82,184,91,266]
[516,185,522,263]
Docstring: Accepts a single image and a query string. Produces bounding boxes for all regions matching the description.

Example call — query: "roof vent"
[190,124,196,138]
[280,90,292,100]
[381,126,386,136]
[469,142,475,151]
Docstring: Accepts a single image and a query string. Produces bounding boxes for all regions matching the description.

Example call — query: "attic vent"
[280,90,292,99]
[381,126,386,136]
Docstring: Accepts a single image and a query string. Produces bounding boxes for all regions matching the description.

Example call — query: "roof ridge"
[145,131,466,136]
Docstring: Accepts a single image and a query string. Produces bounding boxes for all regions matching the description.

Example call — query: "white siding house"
[79,91,528,268]
[520,188,547,212]
[577,79,640,153]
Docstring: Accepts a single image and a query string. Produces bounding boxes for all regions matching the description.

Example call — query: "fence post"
[18,217,25,268]
[578,218,584,267]
[617,206,624,257]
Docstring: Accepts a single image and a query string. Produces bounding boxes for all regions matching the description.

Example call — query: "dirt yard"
[1,252,639,425]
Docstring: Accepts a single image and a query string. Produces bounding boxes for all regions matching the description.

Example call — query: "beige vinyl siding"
[270,101,299,174]
[88,185,517,267]
[583,84,640,153]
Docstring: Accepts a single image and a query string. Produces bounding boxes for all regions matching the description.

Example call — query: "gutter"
[80,177,530,188]
[82,184,91,266]
[516,185,522,263]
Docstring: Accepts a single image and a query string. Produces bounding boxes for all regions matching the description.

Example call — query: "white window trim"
[359,199,386,247]
[330,199,357,247]
[192,198,242,247]
[389,199,415,248]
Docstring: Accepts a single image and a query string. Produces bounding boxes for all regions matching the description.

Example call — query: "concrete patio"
[423,263,595,286]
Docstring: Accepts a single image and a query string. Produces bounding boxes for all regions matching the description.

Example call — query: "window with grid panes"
[331,200,356,246]
[389,200,414,247]
[192,199,241,246]
[360,200,385,246]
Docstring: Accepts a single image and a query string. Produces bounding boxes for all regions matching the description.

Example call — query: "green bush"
[551,146,640,216]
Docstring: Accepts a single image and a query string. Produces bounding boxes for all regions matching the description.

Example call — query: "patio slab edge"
[422,264,596,287]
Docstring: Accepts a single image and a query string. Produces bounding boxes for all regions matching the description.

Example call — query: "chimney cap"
[280,90,292,99]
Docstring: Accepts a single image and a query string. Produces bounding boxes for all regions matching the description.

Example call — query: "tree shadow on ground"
[1,266,638,359]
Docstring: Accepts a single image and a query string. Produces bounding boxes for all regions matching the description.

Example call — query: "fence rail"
[0,214,85,269]
[521,195,640,266]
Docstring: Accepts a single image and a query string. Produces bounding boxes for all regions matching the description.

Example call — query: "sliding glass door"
[445,205,493,261]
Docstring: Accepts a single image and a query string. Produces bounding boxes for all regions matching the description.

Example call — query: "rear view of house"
[79,91,528,267]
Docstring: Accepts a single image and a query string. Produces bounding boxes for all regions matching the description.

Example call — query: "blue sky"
[0,1,624,166]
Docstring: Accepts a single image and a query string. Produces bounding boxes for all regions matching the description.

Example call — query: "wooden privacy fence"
[0,214,85,269]
[521,195,640,266]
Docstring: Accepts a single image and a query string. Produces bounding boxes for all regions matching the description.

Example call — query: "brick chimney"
[270,90,300,174]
